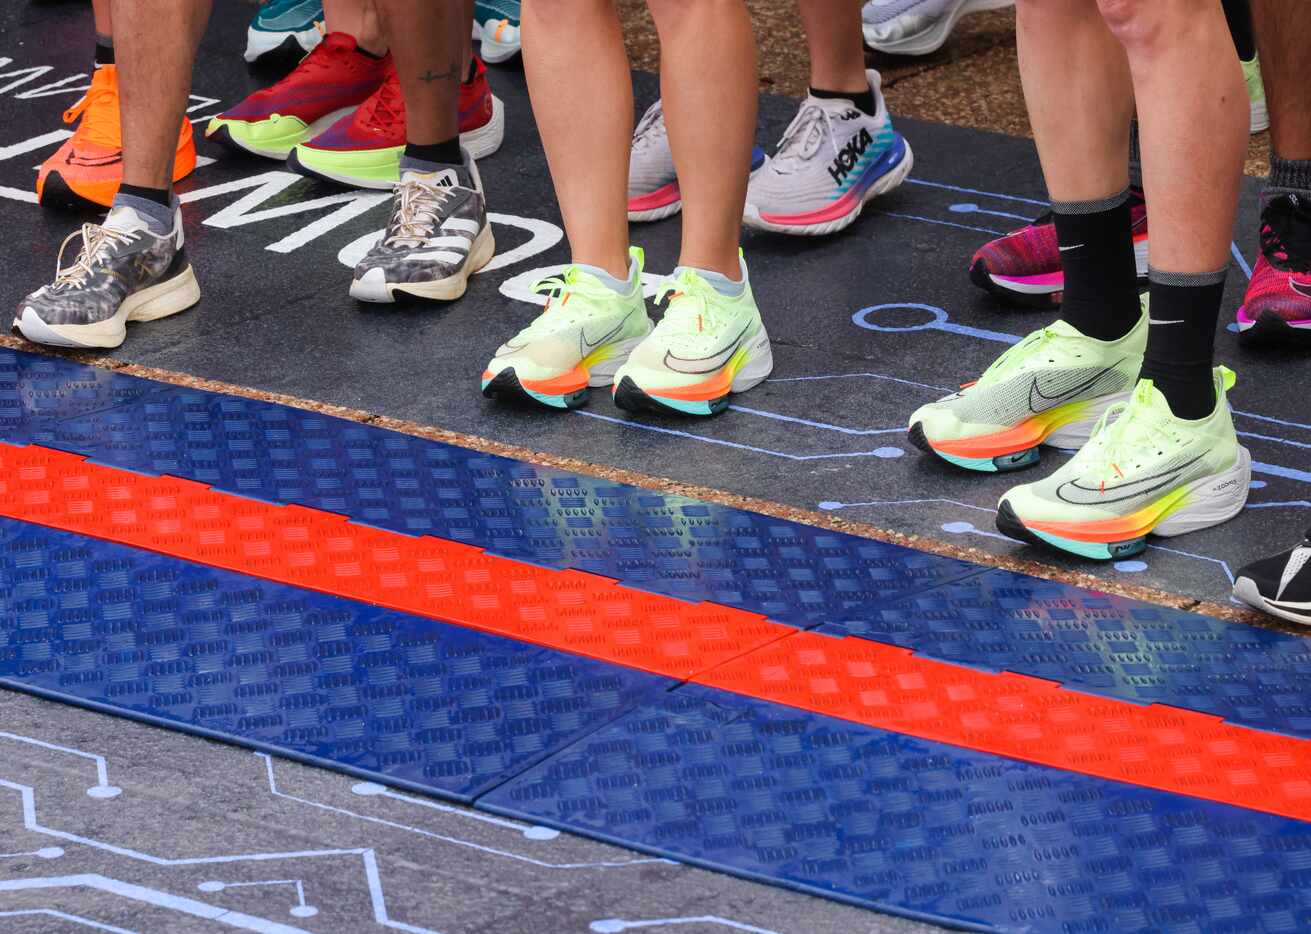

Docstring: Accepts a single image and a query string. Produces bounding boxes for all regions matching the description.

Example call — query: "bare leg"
[649,0,757,277]
[522,0,633,279]
[1015,0,1134,202]
[92,0,111,39]
[1100,0,1245,273]
[323,0,385,53]
[373,0,468,145]
[799,0,868,94]
[112,0,210,189]
[1251,0,1311,158]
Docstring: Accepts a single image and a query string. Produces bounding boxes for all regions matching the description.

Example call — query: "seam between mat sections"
[4,444,1311,824]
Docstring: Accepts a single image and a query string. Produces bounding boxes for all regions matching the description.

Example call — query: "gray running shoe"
[627,100,680,223]
[862,0,1014,56]
[14,204,200,349]
[350,150,495,303]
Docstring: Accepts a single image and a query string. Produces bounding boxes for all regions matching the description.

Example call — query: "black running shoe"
[1233,529,1311,625]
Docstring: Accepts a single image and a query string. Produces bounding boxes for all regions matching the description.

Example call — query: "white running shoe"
[743,70,912,236]
[862,0,1015,56]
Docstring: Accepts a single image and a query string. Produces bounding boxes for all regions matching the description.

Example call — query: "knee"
[1096,0,1170,54]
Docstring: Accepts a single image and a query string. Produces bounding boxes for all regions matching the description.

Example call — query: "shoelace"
[63,73,120,148]
[1078,387,1175,487]
[970,326,1064,389]
[631,102,666,151]
[1259,194,1311,273]
[51,224,137,290]
[358,70,404,131]
[772,103,840,168]
[384,179,454,248]
[654,270,723,336]
[524,269,618,332]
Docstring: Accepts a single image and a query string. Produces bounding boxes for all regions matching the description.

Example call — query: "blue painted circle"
[1250,480,1267,489]
[852,303,950,334]
[941,521,975,534]
[1226,322,1241,333]
[873,447,905,459]
[1114,560,1148,573]
[817,501,843,511]
[949,203,979,214]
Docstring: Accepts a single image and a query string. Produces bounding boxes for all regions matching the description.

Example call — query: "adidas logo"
[828,127,874,186]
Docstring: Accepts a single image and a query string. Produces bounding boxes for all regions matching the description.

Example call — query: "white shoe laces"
[52,223,136,290]
[385,179,455,248]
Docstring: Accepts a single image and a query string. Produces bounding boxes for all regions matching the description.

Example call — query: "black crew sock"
[403,138,462,168]
[94,34,114,68]
[809,85,876,118]
[1128,119,1142,189]
[1139,268,1227,420]
[1051,188,1142,342]
[1221,0,1256,62]
[357,44,386,61]
[465,56,477,83]
[116,183,172,208]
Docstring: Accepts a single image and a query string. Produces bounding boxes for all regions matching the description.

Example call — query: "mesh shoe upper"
[1239,194,1311,325]
[19,207,183,328]
[220,33,387,124]
[252,0,324,31]
[628,101,676,199]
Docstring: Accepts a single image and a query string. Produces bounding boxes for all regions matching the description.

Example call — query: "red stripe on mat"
[4,443,1311,822]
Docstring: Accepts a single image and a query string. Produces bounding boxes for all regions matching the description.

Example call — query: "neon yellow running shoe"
[908,299,1148,473]
[612,258,772,416]
[1244,54,1268,135]
[996,367,1251,561]
[482,247,654,410]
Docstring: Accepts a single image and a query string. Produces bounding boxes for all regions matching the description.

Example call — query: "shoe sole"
[612,326,774,417]
[908,391,1129,473]
[1233,576,1311,625]
[482,335,648,411]
[863,0,1014,56]
[244,26,322,64]
[996,447,1252,560]
[1235,308,1311,349]
[1251,98,1269,135]
[288,95,506,190]
[350,226,496,303]
[15,264,201,349]
[206,107,357,161]
[969,237,1149,308]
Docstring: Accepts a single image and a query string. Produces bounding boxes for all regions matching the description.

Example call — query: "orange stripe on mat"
[3,443,1311,822]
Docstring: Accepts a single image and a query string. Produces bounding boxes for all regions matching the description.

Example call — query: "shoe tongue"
[1131,378,1166,411]
[1044,320,1084,340]
[401,166,465,189]
[103,205,151,234]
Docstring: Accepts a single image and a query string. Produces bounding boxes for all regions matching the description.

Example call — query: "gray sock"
[399,154,461,176]
[576,258,637,295]
[1269,154,1311,198]
[1128,119,1142,190]
[110,192,176,235]
[676,258,747,298]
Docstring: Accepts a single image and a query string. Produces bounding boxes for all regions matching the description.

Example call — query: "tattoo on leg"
[419,63,459,82]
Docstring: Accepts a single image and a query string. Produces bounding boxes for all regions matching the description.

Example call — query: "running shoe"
[15,203,200,349]
[289,57,504,189]
[862,0,1015,56]
[968,189,1150,308]
[996,368,1250,560]
[627,100,766,223]
[1234,530,1311,626]
[37,65,195,210]
[907,300,1147,473]
[246,0,325,64]
[473,0,521,64]
[207,33,390,160]
[1244,55,1268,135]
[350,150,494,302]
[612,259,772,416]
[1235,193,1311,348]
[482,248,654,409]
[743,70,911,236]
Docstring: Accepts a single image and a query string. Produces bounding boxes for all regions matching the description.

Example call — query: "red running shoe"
[206,32,391,160]
[1236,193,1311,348]
[288,55,504,190]
[968,188,1150,308]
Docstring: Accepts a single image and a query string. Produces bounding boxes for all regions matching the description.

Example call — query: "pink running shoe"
[968,188,1150,308]
[1236,193,1311,348]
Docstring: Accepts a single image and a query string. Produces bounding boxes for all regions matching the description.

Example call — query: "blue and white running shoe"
[862,0,1014,56]
[245,0,325,64]
[473,0,521,64]
[742,70,912,236]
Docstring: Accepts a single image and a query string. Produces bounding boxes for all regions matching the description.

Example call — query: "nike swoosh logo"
[1028,364,1122,413]
[579,311,631,353]
[1058,244,1084,252]
[662,325,749,376]
[1056,453,1205,506]
[1149,319,1185,325]
[1289,278,1311,300]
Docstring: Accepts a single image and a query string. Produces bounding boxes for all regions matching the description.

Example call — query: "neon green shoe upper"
[1243,54,1268,133]
[999,367,1248,558]
[482,247,653,409]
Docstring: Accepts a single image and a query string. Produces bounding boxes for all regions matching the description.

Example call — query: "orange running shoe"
[37,65,197,210]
